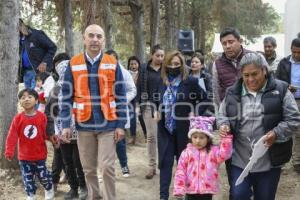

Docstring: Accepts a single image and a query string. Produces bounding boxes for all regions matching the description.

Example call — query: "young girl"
[173,116,232,200]
[35,72,55,112]
[5,88,54,200]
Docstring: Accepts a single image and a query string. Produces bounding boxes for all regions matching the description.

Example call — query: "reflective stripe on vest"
[70,53,118,122]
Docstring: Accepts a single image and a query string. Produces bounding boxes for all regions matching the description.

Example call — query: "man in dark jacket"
[212,27,251,108]
[19,19,57,88]
[276,37,300,173]
[218,52,300,200]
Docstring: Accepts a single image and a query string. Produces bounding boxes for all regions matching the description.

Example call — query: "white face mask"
[129,70,138,75]
[55,60,69,78]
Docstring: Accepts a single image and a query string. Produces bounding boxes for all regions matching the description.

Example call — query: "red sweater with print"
[5,111,48,161]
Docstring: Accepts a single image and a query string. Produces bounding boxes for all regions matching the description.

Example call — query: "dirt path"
[1,136,300,200]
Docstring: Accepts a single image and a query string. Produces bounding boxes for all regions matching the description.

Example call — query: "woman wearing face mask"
[155,51,208,200]
[127,56,147,144]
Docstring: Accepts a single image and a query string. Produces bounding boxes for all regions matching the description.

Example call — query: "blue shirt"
[20,37,32,69]
[290,57,300,98]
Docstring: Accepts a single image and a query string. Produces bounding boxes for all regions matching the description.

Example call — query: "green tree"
[213,0,280,41]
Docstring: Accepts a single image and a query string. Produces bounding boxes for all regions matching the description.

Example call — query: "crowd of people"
[4,19,300,200]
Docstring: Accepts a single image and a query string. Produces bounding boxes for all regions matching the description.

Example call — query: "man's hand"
[264,130,276,147]
[114,128,125,143]
[37,62,47,73]
[61,128,71,143]
[219,124,230,137]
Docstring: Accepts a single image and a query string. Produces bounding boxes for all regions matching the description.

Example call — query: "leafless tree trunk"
[0,0,19,169]
[64,0,74,56]
[191,1,200,50]
[199,14,206,53]
[82,0,97,31]
[177,0,182,29]
[129,0,145,63]
[150,0,160,48]
[165,0,176,51]
[103,0,114,50]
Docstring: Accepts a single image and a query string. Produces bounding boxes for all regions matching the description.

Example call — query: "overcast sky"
[263,0,287,13]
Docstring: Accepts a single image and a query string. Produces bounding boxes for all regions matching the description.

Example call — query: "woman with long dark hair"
[127,56,147,144]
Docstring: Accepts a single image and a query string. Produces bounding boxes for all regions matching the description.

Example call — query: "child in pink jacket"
[173,116,232,200]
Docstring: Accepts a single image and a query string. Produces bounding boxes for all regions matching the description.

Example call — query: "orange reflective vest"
[70,53,118,122]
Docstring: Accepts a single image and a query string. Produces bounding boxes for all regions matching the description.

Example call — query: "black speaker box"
[178,30,194,53]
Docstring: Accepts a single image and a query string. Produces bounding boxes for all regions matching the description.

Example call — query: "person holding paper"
[217,52,300,200]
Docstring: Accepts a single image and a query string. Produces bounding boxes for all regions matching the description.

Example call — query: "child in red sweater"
[5,88,54,200]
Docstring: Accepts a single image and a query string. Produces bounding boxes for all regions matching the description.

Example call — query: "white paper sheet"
[235,135,269,186]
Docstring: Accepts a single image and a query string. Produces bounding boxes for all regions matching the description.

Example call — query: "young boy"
[5,88,54,200]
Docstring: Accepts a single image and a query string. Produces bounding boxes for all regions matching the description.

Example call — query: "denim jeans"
[116,138,128,168]
[230,165,281,200]
[23,69,36,89]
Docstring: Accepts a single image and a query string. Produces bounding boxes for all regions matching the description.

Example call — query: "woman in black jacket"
[156,51,208,200]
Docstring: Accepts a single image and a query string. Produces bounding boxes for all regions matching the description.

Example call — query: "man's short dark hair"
[220,27,240,41]
[263,36,277,47]
[297,32,300,39]
[151,44,163,55]
[53,53,70,66]
[18,88,39,100]
[106,49,119,60]
[291,38,300,48]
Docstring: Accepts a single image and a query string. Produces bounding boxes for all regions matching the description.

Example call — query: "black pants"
[138,114,147,137]
[52,147,65,184]
[225,158,233,200]
[186,194,212,200]
[60,143,86,190]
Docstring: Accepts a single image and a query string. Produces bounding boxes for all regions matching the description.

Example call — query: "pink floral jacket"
[173,135,233,196]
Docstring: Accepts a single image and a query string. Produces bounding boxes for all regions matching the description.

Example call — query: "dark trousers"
[230,165,281,200]
[60,143,86,190]
[138,114,147,137]
[116,138,128,168]
[130,100,147,137]
[186,194,212,200]
[20,160,52,196]
[159,134,175,200]
[52,147,65,184]
[225,158,233,200]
